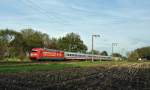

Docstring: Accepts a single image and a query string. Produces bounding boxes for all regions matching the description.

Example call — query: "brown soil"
[0,65,150,90]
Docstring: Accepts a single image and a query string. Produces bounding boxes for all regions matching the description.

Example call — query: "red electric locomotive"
[30,48,64,60]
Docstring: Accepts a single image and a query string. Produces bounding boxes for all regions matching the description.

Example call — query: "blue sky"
[0,0,150,55]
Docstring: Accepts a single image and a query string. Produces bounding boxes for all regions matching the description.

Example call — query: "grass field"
[0,60,144,73]
[0,60,150,90]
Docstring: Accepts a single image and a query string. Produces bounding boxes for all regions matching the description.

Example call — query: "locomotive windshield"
[31,50,38,52]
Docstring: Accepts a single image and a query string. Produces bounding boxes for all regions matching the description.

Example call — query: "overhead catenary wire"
[20,0,67,24]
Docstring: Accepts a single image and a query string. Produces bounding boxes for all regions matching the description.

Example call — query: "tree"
[87,50,100,54]
[42,33,50,48]
[58,32,87,53]
[128,46,150,60]
[0,29,24,59]
[47,38,59,49]
[112,53,122,57]
[21,29,45,55]
[0,38,6,59]
[100,51,108,56]
[128,51,139,61]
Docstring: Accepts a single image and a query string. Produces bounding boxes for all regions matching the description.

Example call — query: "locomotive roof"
[43,48,63,52]
[32,48,63,52]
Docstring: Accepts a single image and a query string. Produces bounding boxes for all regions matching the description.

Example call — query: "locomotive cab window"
[31,50,38,52]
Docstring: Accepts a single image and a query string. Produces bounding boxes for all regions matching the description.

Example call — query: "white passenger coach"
[64,52,112,60]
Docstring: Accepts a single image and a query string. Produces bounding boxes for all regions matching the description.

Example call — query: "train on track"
[29,48,112,61]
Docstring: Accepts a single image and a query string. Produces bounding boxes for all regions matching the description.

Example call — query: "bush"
[128,51,139,61]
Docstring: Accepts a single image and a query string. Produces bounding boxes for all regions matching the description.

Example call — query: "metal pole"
[91,35,100,62]
[112,43,114,56]
[112,43,118,56]
[92,35,94,62]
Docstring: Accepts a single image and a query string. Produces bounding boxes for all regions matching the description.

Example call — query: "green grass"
[0,60,149,73]
[0,63,76,73]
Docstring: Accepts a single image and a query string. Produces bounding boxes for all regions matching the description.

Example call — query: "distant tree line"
[0,29,88,60]
[0,29,111,61]
[86,50,108,56]
[128,46,150,60]
[111,47,150,61]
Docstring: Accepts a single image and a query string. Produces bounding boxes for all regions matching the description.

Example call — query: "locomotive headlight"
[31,53,37,56]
